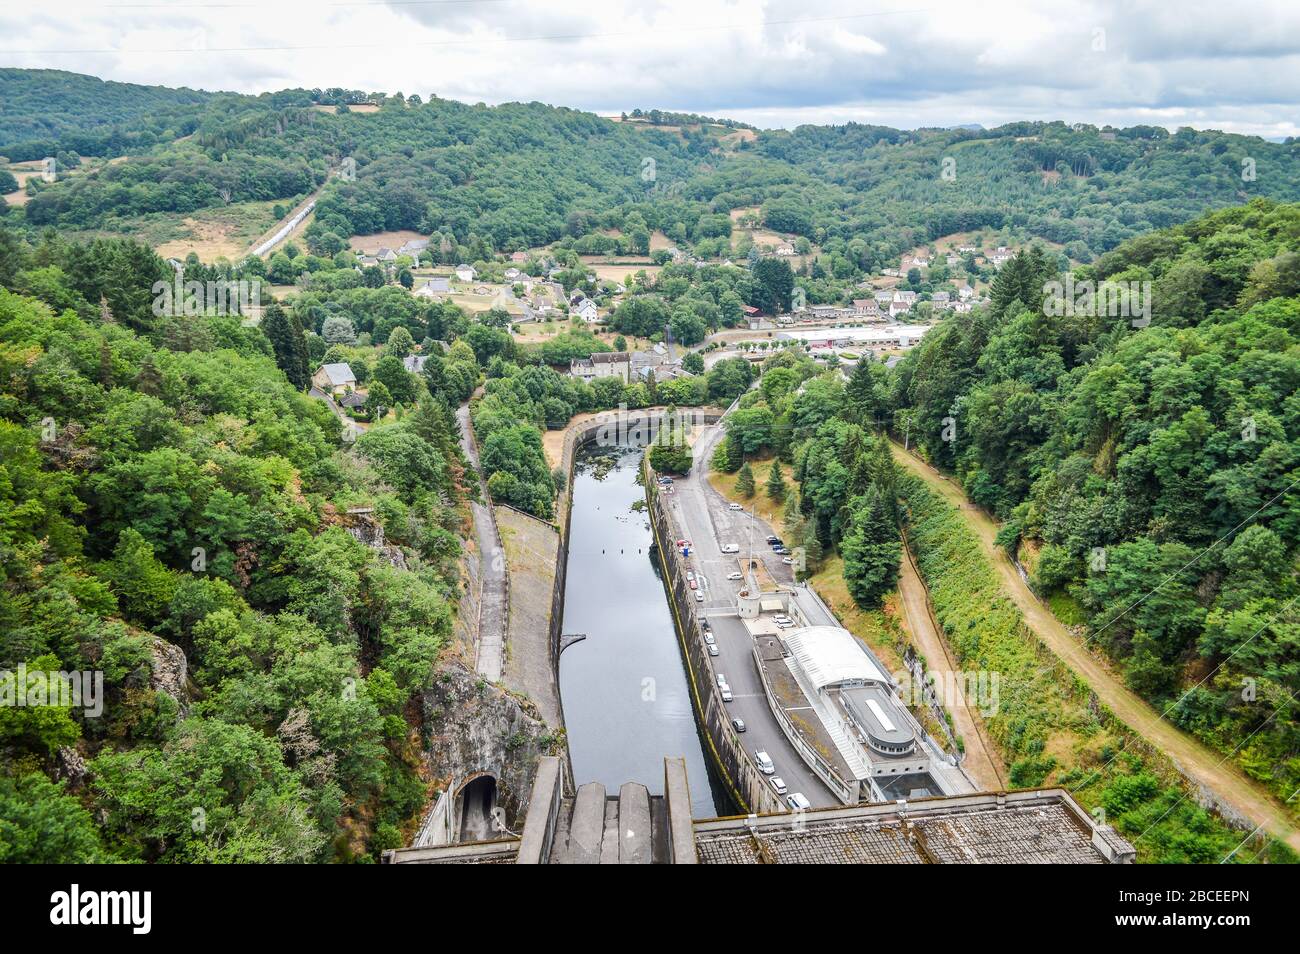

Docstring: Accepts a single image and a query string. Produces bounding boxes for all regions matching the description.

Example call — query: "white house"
[454,264,476,282]
[312,362,356,396]
[571,298,599,322]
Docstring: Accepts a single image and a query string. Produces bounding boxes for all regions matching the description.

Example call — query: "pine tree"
[736,461,755,497]
[765,460,786,503]
[840,485,901,608]
[725,435,744,471]
[287,310,311,389]
[799,519,823,577]
[782,492,803,538]
[134,353,162,396]
[262,303,309,390]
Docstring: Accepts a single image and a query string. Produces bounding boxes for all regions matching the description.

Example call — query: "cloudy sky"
[3,0,1299,137]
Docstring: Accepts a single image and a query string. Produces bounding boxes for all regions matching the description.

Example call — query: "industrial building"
[776,324,930,351]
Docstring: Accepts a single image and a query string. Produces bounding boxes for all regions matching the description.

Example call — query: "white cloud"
[0,0,1296,137]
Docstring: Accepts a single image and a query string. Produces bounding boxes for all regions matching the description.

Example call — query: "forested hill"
[0,69,217,160]
[0,230,471,861]
[891,199,1300,810]
[3,69,1300,271]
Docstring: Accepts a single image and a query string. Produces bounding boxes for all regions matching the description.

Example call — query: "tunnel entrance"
[456,774,499,843]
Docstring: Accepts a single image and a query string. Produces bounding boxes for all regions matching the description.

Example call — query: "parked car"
[728,503,743,511]
[774,547,790,555]
[726,571,743,581]
[708,644,719,657]
[765,535,780,544]
[703,632,716,645]
[770,776,788,796]
[786,793,811,811]
[720,684,733,702]
[755,751,775,774]
[732,718,746,733]
[721,543,739,554]
[695,591,704,602]
[689,579,697,590]
[782,557,795,565]
[686,571,695,582]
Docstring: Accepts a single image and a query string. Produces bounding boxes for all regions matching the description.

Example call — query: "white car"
[720,685,733,702]
[695,591,704,602]
[781,557,795,565]
[755,751,775,775]
[716,674,728,688]
[703,632,716,645]
[708,644,719,657]
[770,776,788,796]
[726,572,743,581]
[728,503,744,511]
[686,571,695,582]
[786,793,811,811]
[720,543,739,554]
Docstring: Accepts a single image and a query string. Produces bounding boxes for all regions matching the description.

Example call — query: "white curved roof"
[781,626,887,690]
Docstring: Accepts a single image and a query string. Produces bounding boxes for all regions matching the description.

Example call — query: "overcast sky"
[3,0,1299,137]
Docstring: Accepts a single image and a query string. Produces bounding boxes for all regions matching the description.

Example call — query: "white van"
[720,543,739,554]
[754,751,775,775]
[786,793,811,811]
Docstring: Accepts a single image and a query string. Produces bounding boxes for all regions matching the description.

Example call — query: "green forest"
[6,69,1300,275]
[890,199,1300,814]
[0,230,472,861]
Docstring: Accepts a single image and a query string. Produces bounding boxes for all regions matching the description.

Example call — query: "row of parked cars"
[715,673,810,811]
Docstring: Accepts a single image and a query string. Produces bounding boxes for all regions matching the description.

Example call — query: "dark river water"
[558,444,721,818]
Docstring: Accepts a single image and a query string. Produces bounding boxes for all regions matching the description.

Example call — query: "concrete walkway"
[456,404,507,683]
[890,440,1300,853]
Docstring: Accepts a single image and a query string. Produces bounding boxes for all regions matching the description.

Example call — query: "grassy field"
[706,454,796,525]
[61,199,286,261]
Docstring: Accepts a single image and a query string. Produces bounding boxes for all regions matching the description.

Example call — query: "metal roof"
[780,626,887,690]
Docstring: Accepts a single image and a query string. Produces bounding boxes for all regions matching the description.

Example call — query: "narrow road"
[890,440,1300,853]
[895,540,1006,792]
[309,386,366,442]
[456,404,507,683]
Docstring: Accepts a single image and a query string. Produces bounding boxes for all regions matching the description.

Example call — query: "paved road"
[891,440,1300,853]
[665,420,837,809]
[456,405,507,683]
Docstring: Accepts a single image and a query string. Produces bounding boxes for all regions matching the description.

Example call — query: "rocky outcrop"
[345,508,409,570]
[149,636,188,714]
[421,661,561,827]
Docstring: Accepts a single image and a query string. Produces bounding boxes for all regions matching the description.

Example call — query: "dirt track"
[890,441,1300,853]
[895,540,1007,792]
